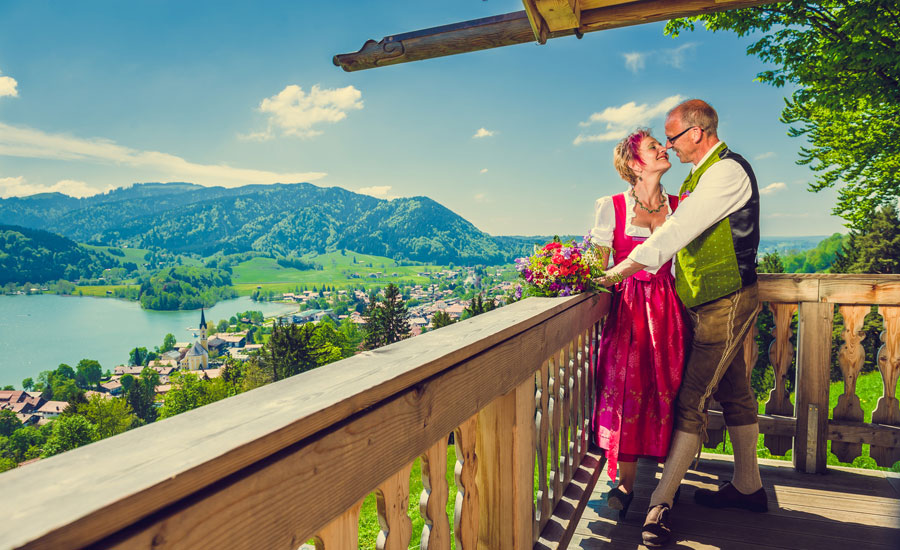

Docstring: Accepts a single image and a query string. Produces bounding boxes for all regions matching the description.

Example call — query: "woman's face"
[635,136,671,175]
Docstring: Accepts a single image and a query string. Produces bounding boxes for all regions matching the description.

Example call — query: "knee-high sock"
[729,423,762,493]
[649,430,701,508]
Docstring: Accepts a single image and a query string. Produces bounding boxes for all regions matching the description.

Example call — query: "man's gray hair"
[669,99,718,135]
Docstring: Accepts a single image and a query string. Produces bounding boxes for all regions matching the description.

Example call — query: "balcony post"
[475,377,535,549]
[793,301,834,474]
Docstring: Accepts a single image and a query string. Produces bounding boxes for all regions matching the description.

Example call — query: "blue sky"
[0,1,845,237]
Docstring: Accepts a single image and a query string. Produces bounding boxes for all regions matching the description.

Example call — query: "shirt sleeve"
[589,196,615,249]
[627,159,752,269]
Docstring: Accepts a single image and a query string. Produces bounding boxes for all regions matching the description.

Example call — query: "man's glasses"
[666,126,699,145]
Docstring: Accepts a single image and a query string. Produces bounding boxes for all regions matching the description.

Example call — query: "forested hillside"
[0,225,119,285]
[0,183,536,264]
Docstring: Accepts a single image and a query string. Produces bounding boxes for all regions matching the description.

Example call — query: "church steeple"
[199,308,209,355]
[199,308,207,331]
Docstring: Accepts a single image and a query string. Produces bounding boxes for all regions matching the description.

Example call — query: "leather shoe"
[694,481,768,512]
[641,504,671,547]
[607,485,634,519]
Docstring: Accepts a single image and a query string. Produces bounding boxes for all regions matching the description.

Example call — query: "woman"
[590,128,689,518]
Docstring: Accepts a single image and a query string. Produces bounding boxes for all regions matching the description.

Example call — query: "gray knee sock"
[729,423,763,493]
[649,430,701,508]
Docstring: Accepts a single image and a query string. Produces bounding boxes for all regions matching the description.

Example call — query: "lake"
[0,295,297,388]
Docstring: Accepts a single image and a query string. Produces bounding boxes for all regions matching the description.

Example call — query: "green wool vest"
[675,143,742,308]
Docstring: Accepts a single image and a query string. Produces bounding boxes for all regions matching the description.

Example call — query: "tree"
[830,205,900,275]
[75,359,103,389]
[41,415,97,457]
[160,333,177,353]
[21,377,33,391]
[75,395,136,439]
[261,323,327,381]
[126,367,159,424]
[666,1,900,229]
[129,347,149,367]
[463,294,496,319]
[758,252,785,274]
[217,319,229,333]
[158,371,235,419]
[0,409,22,437]
[431,310,455,330]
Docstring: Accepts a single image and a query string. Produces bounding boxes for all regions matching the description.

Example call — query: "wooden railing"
[707,273,900,474]
[3,273,899,550]
[1,292,611,550]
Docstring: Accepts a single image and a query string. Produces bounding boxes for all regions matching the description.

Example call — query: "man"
[600,99,765,547]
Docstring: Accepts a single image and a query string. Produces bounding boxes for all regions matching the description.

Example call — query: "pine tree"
[831,205,900,274]
[758,252,785,274]
[363,284,410,349]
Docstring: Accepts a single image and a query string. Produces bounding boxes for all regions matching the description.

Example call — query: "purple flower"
[514,256,529,272]
[559,287,571,297]
[582,234,592,248]
[514,285,522,300]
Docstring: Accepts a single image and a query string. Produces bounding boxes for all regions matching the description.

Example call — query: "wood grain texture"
[420,439,451,550]
[534,0,580,32]
[549,352,563,509]
[5,294,608,550]
[764,302,798,456]
[376,462,413,550]
[872,306,900,467]
[453,416,479,550]
[794,301,834,474]
[315,500,363,550]
[536,360,551,532]
[832,305,869,463]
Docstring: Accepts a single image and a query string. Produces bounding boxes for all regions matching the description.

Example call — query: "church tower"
[199,308,209,353]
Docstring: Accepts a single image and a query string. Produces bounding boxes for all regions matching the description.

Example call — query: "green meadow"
[230,251,447,295]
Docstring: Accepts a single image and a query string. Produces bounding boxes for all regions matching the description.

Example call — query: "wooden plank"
[315,500,363,550]
[832,305,869,462]
[534,0,581,32]
[2,293,609,550]
[536,360,551,533]
[376,462,414,550]
[764,302,798,455]
[757,273,818,302]
[420,438,451,550]
[520,0,548,43]
[475,379,534,550]
[819,276,900,305]
[453,416,479,550]
[828,420,900,447]
[872,305,900,467]
[533,450,605,550]
[706,410,795,438]
[793,301,833,473]
[333,0,776,72]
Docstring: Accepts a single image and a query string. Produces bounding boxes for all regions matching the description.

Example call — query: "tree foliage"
[667,1,900,228]
[0,224,119,284]
[138,266,237,310]
[261,323,328,381]
[158,371,236,419]
[830,205,900,274]
[41,415,97,458]
[431,310,455,329]
[363,284,410,349]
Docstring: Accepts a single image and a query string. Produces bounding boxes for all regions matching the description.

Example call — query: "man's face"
[664,116,693,164]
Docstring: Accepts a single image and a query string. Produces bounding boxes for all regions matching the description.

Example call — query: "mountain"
[0,182,541,265]
[0,224,119,285]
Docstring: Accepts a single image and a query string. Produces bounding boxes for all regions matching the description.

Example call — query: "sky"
[0,1,847,237]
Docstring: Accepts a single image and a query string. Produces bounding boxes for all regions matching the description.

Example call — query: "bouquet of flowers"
[514,235,609,298]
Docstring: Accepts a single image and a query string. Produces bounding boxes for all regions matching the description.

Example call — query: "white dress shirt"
[626,141,752,271]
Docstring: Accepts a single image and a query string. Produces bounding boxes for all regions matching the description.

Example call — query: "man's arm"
[600,160,751,286]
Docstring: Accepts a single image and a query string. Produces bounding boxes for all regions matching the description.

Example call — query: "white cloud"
[0,122,326,187]
[473,127,496,139]
[0,176,114,198]
[474,192,487,202]
[662,43,698,69]
[246,84,363,140]
[623,52,647,73]
[358,185,391,198]
[574,95,684,145]
[760,182,788,195]
[0,68,17,98]
[755,151,776,160]
[480,168,488,174]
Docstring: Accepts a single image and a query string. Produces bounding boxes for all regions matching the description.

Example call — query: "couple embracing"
[590,99,766,547]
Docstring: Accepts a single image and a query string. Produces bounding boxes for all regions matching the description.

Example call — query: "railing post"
[793,301,833,474]
[475,377,534,550]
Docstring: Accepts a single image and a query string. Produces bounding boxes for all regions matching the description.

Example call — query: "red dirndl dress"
[591,192,690,481]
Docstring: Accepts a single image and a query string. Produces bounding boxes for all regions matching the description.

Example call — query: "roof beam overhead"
[333,0,776,72]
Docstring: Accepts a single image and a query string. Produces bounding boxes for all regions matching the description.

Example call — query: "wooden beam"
[333,0,777,72]
[534,0,581,33]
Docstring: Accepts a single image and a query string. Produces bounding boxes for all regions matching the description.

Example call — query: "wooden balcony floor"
[570,453,900,549]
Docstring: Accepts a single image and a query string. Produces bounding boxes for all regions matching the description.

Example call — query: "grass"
[704,370,900,472]
[230,251,447,295]
[73,284,139,297]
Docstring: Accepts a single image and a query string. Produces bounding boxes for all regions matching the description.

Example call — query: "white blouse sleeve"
[589,196,615,249]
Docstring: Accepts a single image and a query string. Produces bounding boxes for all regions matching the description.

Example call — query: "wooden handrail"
[0,293,609,549]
